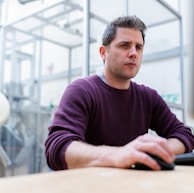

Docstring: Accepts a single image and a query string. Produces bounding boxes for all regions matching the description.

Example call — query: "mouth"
[125,62,136,67]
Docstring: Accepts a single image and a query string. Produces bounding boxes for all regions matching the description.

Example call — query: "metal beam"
[156,0,181,19]
[82,0,90,77]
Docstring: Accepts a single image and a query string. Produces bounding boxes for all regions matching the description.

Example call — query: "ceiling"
[3,0,181,51]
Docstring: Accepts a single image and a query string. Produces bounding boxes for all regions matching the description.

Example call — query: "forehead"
[114,27,143,44]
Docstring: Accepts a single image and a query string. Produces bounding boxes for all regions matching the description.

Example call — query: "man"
[45,16,194,171]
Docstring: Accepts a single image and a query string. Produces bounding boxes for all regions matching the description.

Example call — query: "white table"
[0,166,193,193]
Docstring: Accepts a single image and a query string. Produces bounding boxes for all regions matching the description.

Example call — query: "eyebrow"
[118,41,144,47]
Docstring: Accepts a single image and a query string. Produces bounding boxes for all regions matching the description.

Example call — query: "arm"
[65,134,175,170]
[150,90,194,153]
[167,138,186,154]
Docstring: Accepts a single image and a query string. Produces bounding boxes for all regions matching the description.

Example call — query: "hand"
[112,134,175,170]
[65,134,175,170]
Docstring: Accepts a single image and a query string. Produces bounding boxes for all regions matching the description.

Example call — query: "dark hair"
[102,15,147,46]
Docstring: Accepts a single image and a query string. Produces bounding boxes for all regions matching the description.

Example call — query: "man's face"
[101,27,144,82]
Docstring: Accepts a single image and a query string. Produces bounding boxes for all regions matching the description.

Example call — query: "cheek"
[108,50,122,61]
[138,54,143,64]
[107,52,120,65]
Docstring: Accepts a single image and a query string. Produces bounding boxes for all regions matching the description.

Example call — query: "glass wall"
[0,0,184,177]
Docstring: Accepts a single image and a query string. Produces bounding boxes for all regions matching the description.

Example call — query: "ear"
[99,45,107,60]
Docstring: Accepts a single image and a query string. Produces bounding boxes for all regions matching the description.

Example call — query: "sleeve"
[45,80,92,170]
[150,90,194,153]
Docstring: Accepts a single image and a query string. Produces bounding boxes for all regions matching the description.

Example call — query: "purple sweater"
[45,75,194,170]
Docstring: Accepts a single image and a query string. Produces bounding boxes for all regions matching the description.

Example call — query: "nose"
[128,46,137,58]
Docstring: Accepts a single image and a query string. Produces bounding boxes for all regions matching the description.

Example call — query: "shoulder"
[62,75,101,100]
[131,81,166,106]
[70,75,100,88]
[131,81,159,96]
[65,75,99,91]
[132,82,168,108]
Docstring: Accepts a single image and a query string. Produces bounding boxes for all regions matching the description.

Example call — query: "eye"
[136,44,143,51]
[120,43,129,48]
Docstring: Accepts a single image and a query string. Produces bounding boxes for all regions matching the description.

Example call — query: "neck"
[102,70,131,90]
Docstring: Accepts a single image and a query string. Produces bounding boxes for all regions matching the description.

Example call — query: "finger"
[131,151,161,170]
[143,144,174,163]
[135,135,175,163]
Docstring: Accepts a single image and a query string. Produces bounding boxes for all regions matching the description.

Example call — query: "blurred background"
[0,0,193,177]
